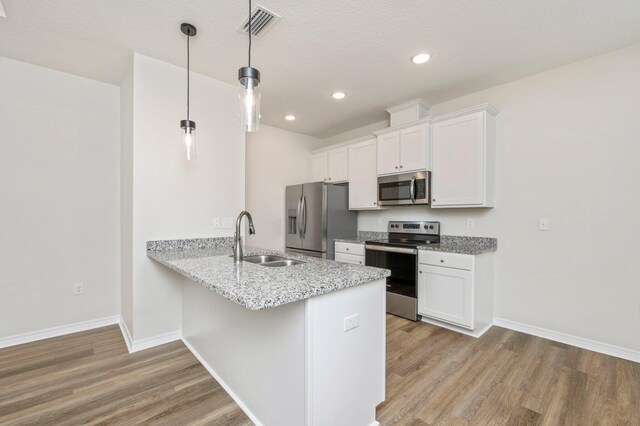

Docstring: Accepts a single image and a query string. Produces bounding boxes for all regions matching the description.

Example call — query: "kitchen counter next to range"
[147,237,390,310]
[335,234,497,255]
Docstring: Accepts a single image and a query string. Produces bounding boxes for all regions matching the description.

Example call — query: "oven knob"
[429,225,434,229]
[424,225,428,229]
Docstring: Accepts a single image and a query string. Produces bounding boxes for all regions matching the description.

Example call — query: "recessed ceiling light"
[284,114,296,121]
[411,53,431,64]
[332,92,346,100]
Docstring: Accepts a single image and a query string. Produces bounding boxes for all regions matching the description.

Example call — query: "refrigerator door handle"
[302,195,308,238]
[297,195,303,237]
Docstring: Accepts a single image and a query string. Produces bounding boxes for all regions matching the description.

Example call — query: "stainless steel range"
[365,221,440,321]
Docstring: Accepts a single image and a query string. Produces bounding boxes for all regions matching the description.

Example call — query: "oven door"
[378,171,429,206]
[365,244,419,321]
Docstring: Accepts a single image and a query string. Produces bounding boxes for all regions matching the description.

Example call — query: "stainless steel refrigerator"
[285,182,357,260]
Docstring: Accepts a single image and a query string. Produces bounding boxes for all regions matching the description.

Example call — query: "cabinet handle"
[395,166,398,169]
[419,270,422,274]
[440,259,444,263]
[346,248,349,251]
[432,199,436,202]
[373,202,377,205]
[400,165,403,169]
[359,261,362,264]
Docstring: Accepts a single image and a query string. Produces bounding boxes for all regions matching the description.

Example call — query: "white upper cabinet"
[399,125,428,173]
[310,147,348,183]
[376,133,400,175]
[327,148,348,182]
[376,123,429,175]
[431,106,496,208]
[348,138,379,210]
[310,152,328,182]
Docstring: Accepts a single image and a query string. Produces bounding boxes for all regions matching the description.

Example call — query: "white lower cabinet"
[334,242,365,265]
[418,250,494,336]
[418,264,473,329]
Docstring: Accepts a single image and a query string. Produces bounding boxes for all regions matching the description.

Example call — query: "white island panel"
[182,276,386,426]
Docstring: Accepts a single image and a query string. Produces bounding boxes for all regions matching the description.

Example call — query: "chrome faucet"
[234,211,256,263]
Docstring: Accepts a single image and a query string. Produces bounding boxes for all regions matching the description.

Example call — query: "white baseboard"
[129,330,182,353]
[118,320,134,352]
[493,317,640,363]
[182,337,263,426]
[0,315,120,349]
[420,317,492,338]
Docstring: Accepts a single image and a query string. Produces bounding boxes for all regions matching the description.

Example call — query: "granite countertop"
[147,237,390,310]
[334,233,497,255]
[417,236,497,255]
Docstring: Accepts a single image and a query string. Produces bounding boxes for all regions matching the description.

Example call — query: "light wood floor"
[1,318,638,425]
[377,315,640,425]
[0,326,251,425]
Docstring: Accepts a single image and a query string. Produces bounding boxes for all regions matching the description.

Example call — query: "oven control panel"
[387,221,440,235]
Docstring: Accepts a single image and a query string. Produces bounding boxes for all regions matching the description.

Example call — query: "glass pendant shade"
[238,66,260,132]
[180,119,196,161]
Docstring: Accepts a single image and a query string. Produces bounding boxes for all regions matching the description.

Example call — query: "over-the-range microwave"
[378,171,430,206]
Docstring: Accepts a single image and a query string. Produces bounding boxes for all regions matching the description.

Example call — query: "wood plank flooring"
[377,315,640,425]
[0,326,251,425]
[1,317,638,425]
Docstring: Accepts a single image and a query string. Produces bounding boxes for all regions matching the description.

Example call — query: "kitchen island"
[147,237,390,426]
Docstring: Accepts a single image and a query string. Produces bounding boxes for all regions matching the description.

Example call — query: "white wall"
[123,54,245,341]
[357,43,640,352]
[246,125,321,251]
[0,57,120,338]
[120,58,134,334]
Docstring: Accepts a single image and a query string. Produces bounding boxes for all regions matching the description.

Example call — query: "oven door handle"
[365,245,417,255]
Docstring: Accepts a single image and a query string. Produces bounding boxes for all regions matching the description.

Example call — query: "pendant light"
[180,23,197,160]
[238,0,260,132]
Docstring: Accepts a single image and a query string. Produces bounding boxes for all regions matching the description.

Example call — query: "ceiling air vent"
[238,5,280,38]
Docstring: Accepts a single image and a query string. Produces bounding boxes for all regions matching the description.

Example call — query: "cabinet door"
[376,132,400,175]
[348,139,379,209]
[418,264,473,329]
[310,152,328,182]
[431,112,485,206]
[328,147,348,183]
[399,124,428,172]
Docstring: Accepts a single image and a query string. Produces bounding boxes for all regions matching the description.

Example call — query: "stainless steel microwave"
[378,171,430,206]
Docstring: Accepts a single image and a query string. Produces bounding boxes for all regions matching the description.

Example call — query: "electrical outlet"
[467,218,475,229]
[74,282,84,295]
[343,313,359,332]
[539,217,550,231]
[222,217,234,229]
[212,217,220,229]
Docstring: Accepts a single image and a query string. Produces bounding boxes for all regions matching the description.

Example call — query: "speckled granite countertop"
[147,238,390,310]
[334,233,497,255]
[417,236,497,255]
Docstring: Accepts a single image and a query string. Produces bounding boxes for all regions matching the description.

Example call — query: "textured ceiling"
[2,0,640,138]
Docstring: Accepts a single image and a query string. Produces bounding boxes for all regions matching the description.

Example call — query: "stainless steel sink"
[241,255,306,267]
[261,259,305,267]
[242,255,286,264]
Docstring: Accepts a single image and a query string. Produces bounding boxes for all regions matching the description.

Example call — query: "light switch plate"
[74,282,84,295]
[467,218,475,229]
[222,217,234,229]
[539,217,550,231]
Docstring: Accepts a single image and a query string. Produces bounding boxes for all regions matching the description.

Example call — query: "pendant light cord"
[248,0,252,67]
[187,33,190,121]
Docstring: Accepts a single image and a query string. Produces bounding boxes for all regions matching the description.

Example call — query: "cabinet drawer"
[335,252,364,265]
[335,242,365,256]
[419,251,473,271]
